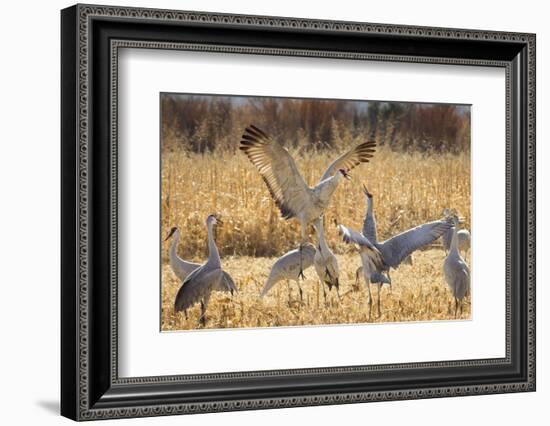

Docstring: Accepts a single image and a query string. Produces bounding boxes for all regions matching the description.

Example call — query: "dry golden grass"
[161,251,471,330]
[161,146,471,331]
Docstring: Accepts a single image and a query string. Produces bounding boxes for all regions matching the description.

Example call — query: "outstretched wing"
[319,140,376,182]
[240,125,311,220]
[337,225,385,270]
[379,218,453,268]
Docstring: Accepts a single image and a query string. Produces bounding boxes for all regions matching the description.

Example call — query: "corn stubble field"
[161,146,471,331]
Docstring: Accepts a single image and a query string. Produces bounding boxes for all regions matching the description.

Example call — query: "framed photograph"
[61,4,536,421]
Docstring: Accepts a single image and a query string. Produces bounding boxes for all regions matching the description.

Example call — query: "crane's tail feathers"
[221,271,238,293]
[174,290,190,313]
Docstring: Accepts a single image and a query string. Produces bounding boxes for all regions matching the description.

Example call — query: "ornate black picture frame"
[61,4,536,421]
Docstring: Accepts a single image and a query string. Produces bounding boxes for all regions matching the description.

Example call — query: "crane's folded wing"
[218,271,238,294]
[174,267,223,312]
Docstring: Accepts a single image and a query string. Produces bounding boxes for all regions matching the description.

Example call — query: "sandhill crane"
[355,184,412,292]
[341,191,453,316]
[240,125,376,276]
[174,215,237,325]
[337,224,385,317]
[312,216,340,303]
[165,226,236,292]
[361,185,453,281]
[444,216,470,318]
[260,244,316,301]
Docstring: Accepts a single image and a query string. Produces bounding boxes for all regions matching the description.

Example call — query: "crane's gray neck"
[365,196,378,244]
[206,222,221,266]
[169,230,180,261]
[449,226,459,255]
[367,196,374,216]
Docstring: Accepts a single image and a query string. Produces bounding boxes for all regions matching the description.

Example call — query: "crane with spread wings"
[240,124,376,277]
[340,187,454,317]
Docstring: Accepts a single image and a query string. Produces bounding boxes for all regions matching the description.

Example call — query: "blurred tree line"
[161,94,470,154]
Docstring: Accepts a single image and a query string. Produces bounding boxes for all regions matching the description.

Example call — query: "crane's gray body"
[443,226,470,308]
[260,244,316,296]
[240,125,376,244]
[168,228,236,294]
[174,217,236,321]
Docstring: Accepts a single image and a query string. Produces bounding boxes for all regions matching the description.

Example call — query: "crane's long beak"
[165,227,177,241]
[343,170,352,180]
[362,183,372,198]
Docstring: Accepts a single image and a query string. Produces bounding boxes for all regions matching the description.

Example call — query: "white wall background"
[0,0,546,424]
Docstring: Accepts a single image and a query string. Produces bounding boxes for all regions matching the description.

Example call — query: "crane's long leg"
[315,280,320,308]
[387,269,393,294]
[454,297,458,319]
[199,300,207,326]
[322,281,327,305]
[298,222,307,280]
[377,284,382,318]
[367,280,372,306]
[298,244,306,280]
[286,280,291,305]
[366,280,373,321]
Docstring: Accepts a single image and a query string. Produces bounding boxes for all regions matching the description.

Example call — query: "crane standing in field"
[240,124,376,278]
[312,216,340,303]
[260,244,316,302]
[174,215,237,326]
[165,226,237,292]
[444,215,471,318]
